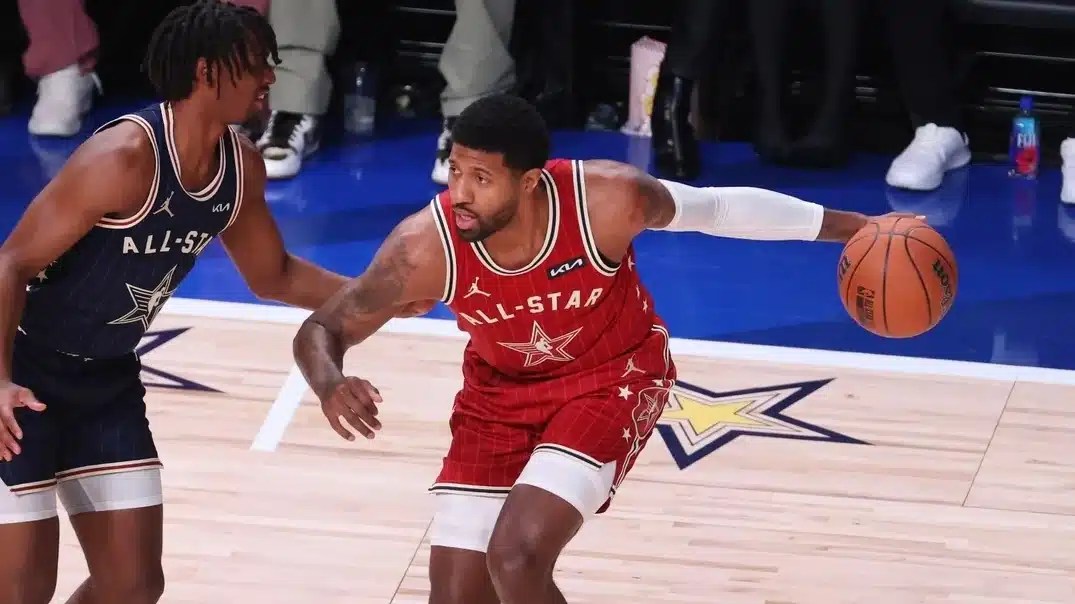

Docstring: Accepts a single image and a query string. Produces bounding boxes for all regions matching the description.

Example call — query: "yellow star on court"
[660,394,768,434]
[654,378,869,470]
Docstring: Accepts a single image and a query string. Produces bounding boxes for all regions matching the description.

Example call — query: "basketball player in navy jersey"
[0,2,361,603]
[293,94,918,603]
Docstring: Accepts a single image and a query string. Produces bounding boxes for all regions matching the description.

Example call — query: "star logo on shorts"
[497,322,583,367]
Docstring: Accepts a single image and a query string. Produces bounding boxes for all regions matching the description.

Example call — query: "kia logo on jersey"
[548,256,586,279]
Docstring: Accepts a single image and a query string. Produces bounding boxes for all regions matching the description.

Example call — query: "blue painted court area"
[3,101,1075,371]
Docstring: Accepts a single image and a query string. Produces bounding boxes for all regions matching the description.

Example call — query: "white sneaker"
[1061,138,1075,204]
[28,64,100,137]
[256,111,320,180]
[431,118,455,185]
[885,123,972,191]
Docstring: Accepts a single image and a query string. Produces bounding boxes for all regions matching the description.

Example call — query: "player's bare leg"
[428,546,500,604]
[64,505,164,604]
[0,519,60,604]
[486,484,584,604]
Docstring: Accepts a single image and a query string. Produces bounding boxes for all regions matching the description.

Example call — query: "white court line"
[250,364,309,452]
[161,295,1075,451]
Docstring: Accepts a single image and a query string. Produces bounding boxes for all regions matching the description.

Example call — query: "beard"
[455,200,517,243]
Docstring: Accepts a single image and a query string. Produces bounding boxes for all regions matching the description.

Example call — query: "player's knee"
[486,519,555,586]
[486,535,550,588]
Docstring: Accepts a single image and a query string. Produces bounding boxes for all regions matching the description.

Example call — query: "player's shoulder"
[578,158,645,183]
[68,119,156,180]
[392,202,446,253]
[577,159,652,214]
[229,126,267,179]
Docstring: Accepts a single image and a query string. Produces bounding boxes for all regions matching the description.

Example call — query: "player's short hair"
[143,0,279,102]
[451,94,550,173]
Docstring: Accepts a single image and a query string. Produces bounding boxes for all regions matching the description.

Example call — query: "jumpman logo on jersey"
[498,321,583,367]
[108,265,179,331]
[621,355,645,378]
[464,277,491,299]
[153,191,175,218]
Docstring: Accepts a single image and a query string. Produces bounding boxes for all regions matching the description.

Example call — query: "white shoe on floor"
[1061,138,1075,205]
[28,64,100,137]
[885,123,972,191]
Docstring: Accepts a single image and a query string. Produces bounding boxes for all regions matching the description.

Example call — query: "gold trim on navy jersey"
[430,196,458,304]
[161,103,226,200]
[222,127,244,232]
[95,114,160,230]
[472,169,560,277]
[572,160,619,277]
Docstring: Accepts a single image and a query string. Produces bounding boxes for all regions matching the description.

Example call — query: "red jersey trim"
[570,160,619,276]
[429,196,458,303]
[471,169,560,277]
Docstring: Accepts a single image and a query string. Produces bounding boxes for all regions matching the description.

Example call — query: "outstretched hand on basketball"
[875,212,926,223]
[320,376,383,441]
[0,381,46,462]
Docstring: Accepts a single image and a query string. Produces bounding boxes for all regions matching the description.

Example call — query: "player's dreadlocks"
[143,0,279,101]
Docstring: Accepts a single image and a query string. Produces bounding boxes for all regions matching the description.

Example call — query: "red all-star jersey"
[430,159,671,396]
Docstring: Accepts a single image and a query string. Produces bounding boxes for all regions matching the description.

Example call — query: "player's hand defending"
[320,376,383,441]
[394,300,436,318]
[0,381,46,462]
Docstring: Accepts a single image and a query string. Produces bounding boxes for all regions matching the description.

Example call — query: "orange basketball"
[836,216,958,338]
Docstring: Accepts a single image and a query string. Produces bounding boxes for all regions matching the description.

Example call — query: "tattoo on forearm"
[340,234,416,316]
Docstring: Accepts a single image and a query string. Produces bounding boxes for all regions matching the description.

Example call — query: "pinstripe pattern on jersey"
[431,158,677,507]
[18,103,244,359]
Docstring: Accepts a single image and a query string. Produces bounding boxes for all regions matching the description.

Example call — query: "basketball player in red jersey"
[293,94,911,603]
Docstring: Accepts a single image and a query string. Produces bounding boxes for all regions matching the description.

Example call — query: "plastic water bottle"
[344,62,376,137]
[1008,95,1040,179]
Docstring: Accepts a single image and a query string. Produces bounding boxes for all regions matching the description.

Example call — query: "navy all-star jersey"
[20,102,246,359]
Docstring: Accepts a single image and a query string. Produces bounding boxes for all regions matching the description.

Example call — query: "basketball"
[837,216,958,338]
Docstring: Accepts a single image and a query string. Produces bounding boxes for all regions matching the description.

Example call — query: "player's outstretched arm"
[219,135,349,310]
[582,160,912,260]
[0,124,153,458]
[292,210,446,441]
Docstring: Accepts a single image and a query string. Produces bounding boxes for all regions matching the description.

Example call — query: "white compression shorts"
[0,468,163,524]
[428,447,618,553]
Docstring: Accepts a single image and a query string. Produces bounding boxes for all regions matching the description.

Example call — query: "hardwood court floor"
[47,308,1075,603]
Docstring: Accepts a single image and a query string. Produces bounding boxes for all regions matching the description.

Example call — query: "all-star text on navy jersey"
[19,103,244,359]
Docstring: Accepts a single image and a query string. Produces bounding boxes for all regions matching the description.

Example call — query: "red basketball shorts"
[431,325,675,515]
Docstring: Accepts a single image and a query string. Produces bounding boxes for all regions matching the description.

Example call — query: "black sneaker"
[256,111,320,179]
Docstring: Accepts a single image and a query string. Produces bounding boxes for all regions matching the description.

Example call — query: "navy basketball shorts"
[0,332,163,523]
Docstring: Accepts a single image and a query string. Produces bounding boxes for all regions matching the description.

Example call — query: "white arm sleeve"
[655,179,825,241]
